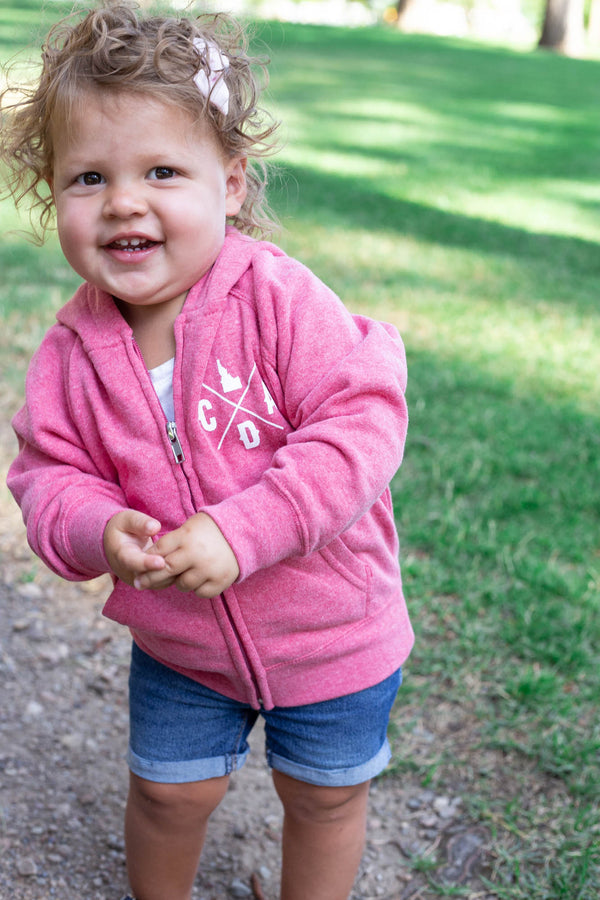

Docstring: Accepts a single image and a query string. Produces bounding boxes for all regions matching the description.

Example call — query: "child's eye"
[148,167,175,180]
[75,172,105,186]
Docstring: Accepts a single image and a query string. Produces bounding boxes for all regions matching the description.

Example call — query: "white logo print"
[263,382,276,415]
[217,359,242,393]
[237,420,261,449]
[197,399,217,432]
[199,361,284,450]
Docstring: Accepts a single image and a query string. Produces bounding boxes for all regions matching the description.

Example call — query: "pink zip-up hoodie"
[8,229,413,709]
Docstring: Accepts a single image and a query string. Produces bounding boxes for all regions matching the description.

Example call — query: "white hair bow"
[193,37,230,116]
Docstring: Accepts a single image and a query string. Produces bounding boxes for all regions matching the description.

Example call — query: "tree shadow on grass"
[267,23,600,204]
[265,22,600,116]
[272,161,600,284]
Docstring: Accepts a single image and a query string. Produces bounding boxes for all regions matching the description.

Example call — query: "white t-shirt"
[149,357,175,422]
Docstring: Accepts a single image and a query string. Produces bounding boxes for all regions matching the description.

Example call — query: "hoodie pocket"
[234,535,372,668]
[319,536,371,594]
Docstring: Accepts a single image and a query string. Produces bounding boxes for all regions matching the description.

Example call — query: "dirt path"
[0,415,495,900]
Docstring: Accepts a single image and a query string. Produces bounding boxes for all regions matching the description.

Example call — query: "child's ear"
[225,156,248,217]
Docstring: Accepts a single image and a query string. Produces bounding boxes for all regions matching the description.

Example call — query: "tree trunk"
[538,0,585,55]
[396,0,426,31]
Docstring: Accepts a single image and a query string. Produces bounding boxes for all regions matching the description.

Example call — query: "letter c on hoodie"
[198,399,217,431]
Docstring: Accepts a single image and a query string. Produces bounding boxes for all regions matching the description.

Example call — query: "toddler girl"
[2,3,413,899]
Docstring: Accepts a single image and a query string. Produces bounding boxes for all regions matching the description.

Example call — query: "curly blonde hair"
[0,1,279,240]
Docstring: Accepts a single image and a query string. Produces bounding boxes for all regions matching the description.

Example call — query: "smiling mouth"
[107,237,159,252]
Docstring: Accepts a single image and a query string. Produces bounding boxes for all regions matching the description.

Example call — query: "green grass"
[0,0,74,64]
[2,8,599,898]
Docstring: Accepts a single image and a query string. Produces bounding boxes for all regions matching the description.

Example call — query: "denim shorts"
[128,642,401,787]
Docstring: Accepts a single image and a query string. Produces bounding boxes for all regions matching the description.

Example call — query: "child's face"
[50,91,247,316]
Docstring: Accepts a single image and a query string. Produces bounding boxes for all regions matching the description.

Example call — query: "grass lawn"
[1,6,599,898]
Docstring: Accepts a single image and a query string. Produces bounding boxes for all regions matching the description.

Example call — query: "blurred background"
[170,0,600,57]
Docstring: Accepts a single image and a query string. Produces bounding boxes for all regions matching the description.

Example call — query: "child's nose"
[103,182,147,218]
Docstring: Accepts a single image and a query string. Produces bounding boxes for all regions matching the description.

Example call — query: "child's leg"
[125,771,229,900]
[263,669,402,899]
[272,770,370,900]
[125,643,258,898]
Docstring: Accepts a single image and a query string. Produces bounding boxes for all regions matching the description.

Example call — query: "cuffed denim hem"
[266,737,392,787]
[127,745,249,783]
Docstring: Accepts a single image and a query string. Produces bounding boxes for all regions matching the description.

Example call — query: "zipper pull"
[166,421,185,464]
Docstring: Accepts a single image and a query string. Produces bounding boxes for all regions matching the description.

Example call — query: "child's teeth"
[114,237,148,250]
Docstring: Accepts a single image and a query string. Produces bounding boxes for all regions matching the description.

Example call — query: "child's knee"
[273,771,370,825]
[128,771,229,826]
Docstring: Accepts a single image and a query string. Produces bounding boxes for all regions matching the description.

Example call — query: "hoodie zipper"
[167,419,263,704]
[220,598,264,707]
[165,420,196,512]
[132,337,264,706]
[131,337,195,510]
[166,421,185,464]
[164,418,195,514]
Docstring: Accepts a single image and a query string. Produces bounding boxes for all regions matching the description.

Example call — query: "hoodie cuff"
[201,481,306,581]
[65,498,125,577]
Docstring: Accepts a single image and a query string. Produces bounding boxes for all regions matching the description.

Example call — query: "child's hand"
[133,512,240,599]
[103,510,166,586]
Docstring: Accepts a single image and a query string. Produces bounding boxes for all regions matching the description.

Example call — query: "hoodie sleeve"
[7,327,128,580]
[201,252,408,581]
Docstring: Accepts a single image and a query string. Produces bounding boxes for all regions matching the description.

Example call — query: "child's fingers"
[176,562,238,597]
[118,545,166,578]
[149,530,182,558]
[136,560,206,594]
[133,563,177,591]
[192,578,222,599]
[118,509,162,538]
[137,514,162,536]
[142,553,168,571]
[191,570,238,598]
[104,510,166,586]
